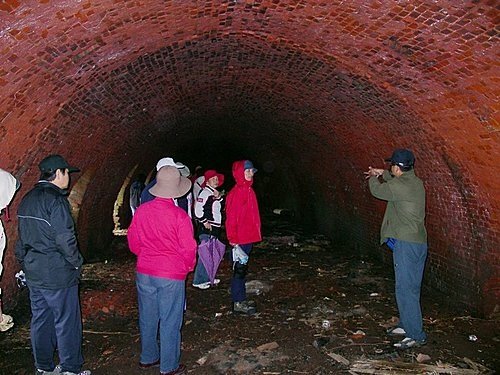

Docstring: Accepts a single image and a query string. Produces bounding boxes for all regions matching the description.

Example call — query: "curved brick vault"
[0,1,498,315]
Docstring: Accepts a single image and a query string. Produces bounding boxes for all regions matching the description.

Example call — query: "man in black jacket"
[15,155,91,375]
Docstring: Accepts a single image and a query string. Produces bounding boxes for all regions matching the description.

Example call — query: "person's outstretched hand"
[364,167,385,179]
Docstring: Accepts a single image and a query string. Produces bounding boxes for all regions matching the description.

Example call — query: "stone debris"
[1,218,497,374]
[272,208,294,217]
[196,355,207,365]
[327,352,350,366]
[245,279,272,295]
[261,235,296,246]
[351,330,366,339]
[349,357,494,374]
[416,353,431,363]
[196,340,289,373]
[256,341,279,352]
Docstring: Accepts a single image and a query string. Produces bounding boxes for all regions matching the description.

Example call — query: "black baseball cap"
[38,154,80,173]
[385,149,415,168]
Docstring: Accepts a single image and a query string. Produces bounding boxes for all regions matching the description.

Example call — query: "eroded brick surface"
[0,1,497,315]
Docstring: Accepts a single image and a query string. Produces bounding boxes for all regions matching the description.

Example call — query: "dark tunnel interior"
[0,1,498,318]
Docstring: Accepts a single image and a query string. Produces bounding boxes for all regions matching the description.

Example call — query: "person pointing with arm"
[365,149,428,350]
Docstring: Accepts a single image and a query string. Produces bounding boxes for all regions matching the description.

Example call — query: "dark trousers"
[28,284,83,373]
[231,243,253,302]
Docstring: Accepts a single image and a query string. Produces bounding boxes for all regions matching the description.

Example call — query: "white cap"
[175,162,191,177]
[156,157,176,171]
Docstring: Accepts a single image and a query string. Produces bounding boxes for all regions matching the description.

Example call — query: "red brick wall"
[0,1,497,316]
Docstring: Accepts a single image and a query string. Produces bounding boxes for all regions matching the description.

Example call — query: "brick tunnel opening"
[0,1,497,321]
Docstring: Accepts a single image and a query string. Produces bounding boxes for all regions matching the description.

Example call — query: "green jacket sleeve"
[369,171,395,201]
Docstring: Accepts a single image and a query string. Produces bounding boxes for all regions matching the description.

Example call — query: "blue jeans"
[193,234,210,285]
[393,240,428,341]
[193,261,209,285]
[136,272,185,373]
[231,243,253,302]
[28,285,83,373]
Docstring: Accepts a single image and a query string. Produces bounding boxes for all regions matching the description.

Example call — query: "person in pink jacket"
[225,160,262,315]
[128,166,196,375]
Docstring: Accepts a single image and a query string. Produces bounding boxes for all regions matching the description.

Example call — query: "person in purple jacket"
[128,166,197,375]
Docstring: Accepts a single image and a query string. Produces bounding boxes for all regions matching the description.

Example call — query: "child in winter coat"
[225,160,261,315]
[192,170,224,289]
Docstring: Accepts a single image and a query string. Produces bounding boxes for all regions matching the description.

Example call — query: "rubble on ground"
[0,216,497,374]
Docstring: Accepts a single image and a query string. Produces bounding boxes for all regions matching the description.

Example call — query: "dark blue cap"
[244,160,258,173]
[385,149,415,168]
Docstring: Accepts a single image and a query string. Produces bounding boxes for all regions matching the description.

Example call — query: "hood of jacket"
[0,168,17,211]
[232,160,253,187]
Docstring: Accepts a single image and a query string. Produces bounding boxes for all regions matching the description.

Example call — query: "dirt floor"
[0,215,498,374]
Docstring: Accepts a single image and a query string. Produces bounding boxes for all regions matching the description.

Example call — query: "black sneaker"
[139,359,160,369]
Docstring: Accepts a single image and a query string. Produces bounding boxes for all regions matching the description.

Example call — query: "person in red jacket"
[128,166,196,375]
[225,160,262,315]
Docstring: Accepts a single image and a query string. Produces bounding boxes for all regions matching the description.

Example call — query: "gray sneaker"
[36,366,62,375]
[233,301,256,315]
[393,337,427,349]
[60,370,91,375]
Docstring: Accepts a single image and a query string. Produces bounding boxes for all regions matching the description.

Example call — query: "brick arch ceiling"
[0,1,497,315]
